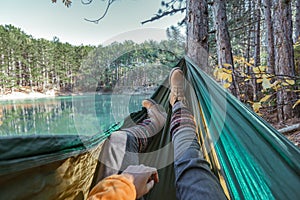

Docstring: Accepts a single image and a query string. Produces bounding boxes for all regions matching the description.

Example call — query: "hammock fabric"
[0,57,299,200]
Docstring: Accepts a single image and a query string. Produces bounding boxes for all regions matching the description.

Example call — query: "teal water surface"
[0,94,149,136]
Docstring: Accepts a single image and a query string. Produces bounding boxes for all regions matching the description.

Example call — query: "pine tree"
[273,0,296,121]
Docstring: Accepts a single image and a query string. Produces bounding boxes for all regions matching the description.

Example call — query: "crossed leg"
[93,99,167,183]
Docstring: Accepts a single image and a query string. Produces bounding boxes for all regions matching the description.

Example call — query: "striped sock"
[170,101,196,138]
[122,117,162,152]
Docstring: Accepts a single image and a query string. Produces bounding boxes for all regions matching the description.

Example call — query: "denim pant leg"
[119,131,139,172]
[94,131,139,182]
[173,128,227,200]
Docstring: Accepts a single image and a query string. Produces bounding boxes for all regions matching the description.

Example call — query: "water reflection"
[0,94,148,136]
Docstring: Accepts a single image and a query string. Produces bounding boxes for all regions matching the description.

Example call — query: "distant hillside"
[0,24,185,95]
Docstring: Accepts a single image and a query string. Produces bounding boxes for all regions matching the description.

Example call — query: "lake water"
[0,94,149,136]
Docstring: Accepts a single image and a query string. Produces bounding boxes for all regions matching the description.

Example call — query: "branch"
[208,1,214,6]
[278,124,300,134]
[207,20,263,35]
[141,7,186,25]
[81,0,93,5]
[209,29,216,34]
[178,16,187,26]
[84,0,116,24]
[230,19,263,32]
[243,72,300,80]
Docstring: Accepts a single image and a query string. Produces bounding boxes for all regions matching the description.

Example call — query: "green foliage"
[0,25,184,94]
[213,56,299,114]
[78,39,183,92]
[52,0,72,7]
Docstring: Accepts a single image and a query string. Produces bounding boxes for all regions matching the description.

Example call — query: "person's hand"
[122,165,159,199]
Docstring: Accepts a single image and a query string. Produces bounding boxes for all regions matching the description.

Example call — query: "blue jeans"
[173,135,227,200]
[95,114,227,200]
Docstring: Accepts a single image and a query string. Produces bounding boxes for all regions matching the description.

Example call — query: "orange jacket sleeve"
[87,174,136,200]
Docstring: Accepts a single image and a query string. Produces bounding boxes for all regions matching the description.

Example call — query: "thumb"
[146,180,155,193]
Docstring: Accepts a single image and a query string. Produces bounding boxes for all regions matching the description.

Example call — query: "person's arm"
[88,165,159,200]
[88,174,136,200]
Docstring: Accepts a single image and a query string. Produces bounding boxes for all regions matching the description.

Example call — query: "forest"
[56,0,299,126]
[0,24,184,94]
[148,0,300,124]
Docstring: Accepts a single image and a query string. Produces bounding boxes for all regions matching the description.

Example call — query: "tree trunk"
[252,0,262,101]
[263,0,275,74]
[245,0,253,69]
[254,0,261,69]
[295,0,300,43]
[213,0,233,67]
[213,0,239,97]
[273,0,296,122]
[28,65,33,91]
[186,0,209,72]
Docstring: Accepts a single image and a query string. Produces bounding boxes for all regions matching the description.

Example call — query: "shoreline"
[0,91,56,101]
[0,91,152,101]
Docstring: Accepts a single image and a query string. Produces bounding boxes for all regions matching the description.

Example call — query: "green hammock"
[0,57,299,200]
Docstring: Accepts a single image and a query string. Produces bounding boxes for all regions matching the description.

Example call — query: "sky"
[0,0,185,46]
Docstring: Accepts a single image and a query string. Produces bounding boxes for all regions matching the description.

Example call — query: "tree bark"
[213,0,239,97]
[186,0,209,72]
[295,0,300,43]
[263,0,275,74]
[213,0,234,67]
[254,0,261,68]
[252,0,262,101]
[273,0,296,121]
[245,0,253,66]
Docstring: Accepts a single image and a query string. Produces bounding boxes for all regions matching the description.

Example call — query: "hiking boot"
[169,68,186,106]
[142,99,167,130]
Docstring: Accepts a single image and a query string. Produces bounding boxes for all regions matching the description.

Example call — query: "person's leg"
[122,99,167,153]
[94,99,166,182]
[169,68,227,200]
[94,130,138,182]
[171,101,227,200]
